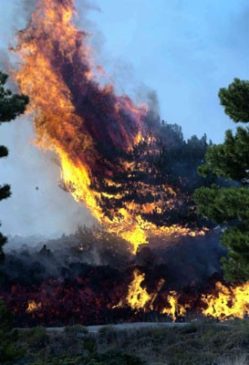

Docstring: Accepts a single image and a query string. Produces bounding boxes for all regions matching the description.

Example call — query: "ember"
[26,300,42,314]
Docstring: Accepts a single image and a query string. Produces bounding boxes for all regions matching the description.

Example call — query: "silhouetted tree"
[194,78,249,281]
[0,72,29,261]
[0,300,25,363]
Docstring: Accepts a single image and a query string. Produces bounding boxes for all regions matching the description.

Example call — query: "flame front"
[15,0,205,252]
[201,281,249,320]
[121,270,249,321]
[121,269,188,320]
[6,0,249,322]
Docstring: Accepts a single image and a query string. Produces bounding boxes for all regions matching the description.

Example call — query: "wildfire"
[162,292,189,321]
[126,269,151,311]
[26,300,42,314]
[119,269,249,321]
[12,0,249,324]
[201,281,249,320]
[122,269,188,320]
[0,0,241,328]
[15,0,206,252]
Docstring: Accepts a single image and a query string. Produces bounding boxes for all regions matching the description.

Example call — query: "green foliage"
[95,351,145,365]
[0,233,7,262]
[0,145,8,158]
[0,300,25,364]
[0,72,29,122]
[6,322,249,365]
[0,74,28,362]
[0,184,11,201]
[194,78,249,281]
[25,327,49,351]
[219,78,249,122]
[0,71,29,261]
[28,351,145,365]
[220,227,249,281]
[198,127,249,183]
[194,187,249,224]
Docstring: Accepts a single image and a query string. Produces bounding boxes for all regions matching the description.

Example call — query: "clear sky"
[0,0,248,238]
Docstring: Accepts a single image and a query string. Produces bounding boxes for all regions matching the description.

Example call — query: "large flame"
[8,0,249,322]
[126,270,151,310]
[201,281,249,320]
[15,0,206,252]
[121,270,249,321]
[121,269,189,320]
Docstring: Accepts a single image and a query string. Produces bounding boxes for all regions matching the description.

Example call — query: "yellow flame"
[15,0,207,253]
[201,281,249,320]
[126,269,151,310]
[162,292,188,321]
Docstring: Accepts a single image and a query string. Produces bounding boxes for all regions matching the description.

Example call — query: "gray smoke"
[0,0,95,242]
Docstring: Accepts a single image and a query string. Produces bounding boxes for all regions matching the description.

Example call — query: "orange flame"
[121,270,249,321]
[162,292,189,321]
[15,0,206,252]
[123,269,187,320]
[201,281,249,320]
[126,269,151,311]
[26,300,42,313]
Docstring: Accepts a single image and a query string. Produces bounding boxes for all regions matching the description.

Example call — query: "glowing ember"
[15,0,206,252]
[26,300,42,313]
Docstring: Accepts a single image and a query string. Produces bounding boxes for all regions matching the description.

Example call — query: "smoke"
[0,0,96,240]
[0,118,95,239]
[0,0,248,327]
[1,227,224,292]
[0,226,225,326]
[137,229,225,290]
[19,0,36,18]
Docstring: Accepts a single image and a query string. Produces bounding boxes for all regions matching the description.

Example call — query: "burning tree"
[14,0,209,253]
[194,78,249,282]
[0,72,29,261]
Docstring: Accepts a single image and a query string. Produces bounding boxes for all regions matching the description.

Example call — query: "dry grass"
[17,320,249,365]
[218,354,248,365]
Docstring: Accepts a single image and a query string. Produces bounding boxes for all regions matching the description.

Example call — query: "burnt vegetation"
[0,223,224,327]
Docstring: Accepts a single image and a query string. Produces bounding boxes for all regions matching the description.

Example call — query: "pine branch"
[0,185,11,201]
[0,146,8,158]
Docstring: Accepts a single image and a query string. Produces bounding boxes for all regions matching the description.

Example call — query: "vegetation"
[2,321,249,365]
[194,78,249,281]
[157,121,210,193]
[0,300,25,363]
[0,71,28,364]
[0,71,29,261]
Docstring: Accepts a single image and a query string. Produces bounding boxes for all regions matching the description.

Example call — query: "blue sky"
[0,0,248,238]
[85,0,249,140]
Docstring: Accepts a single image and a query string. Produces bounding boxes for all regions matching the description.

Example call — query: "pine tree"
[194,78,249,282]
[0,72,29,261]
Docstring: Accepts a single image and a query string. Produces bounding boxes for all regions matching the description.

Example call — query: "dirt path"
[46,321,189,334]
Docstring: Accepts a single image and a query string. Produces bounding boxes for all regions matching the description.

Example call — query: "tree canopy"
[194,78,249,282]
[0,71,29,261]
